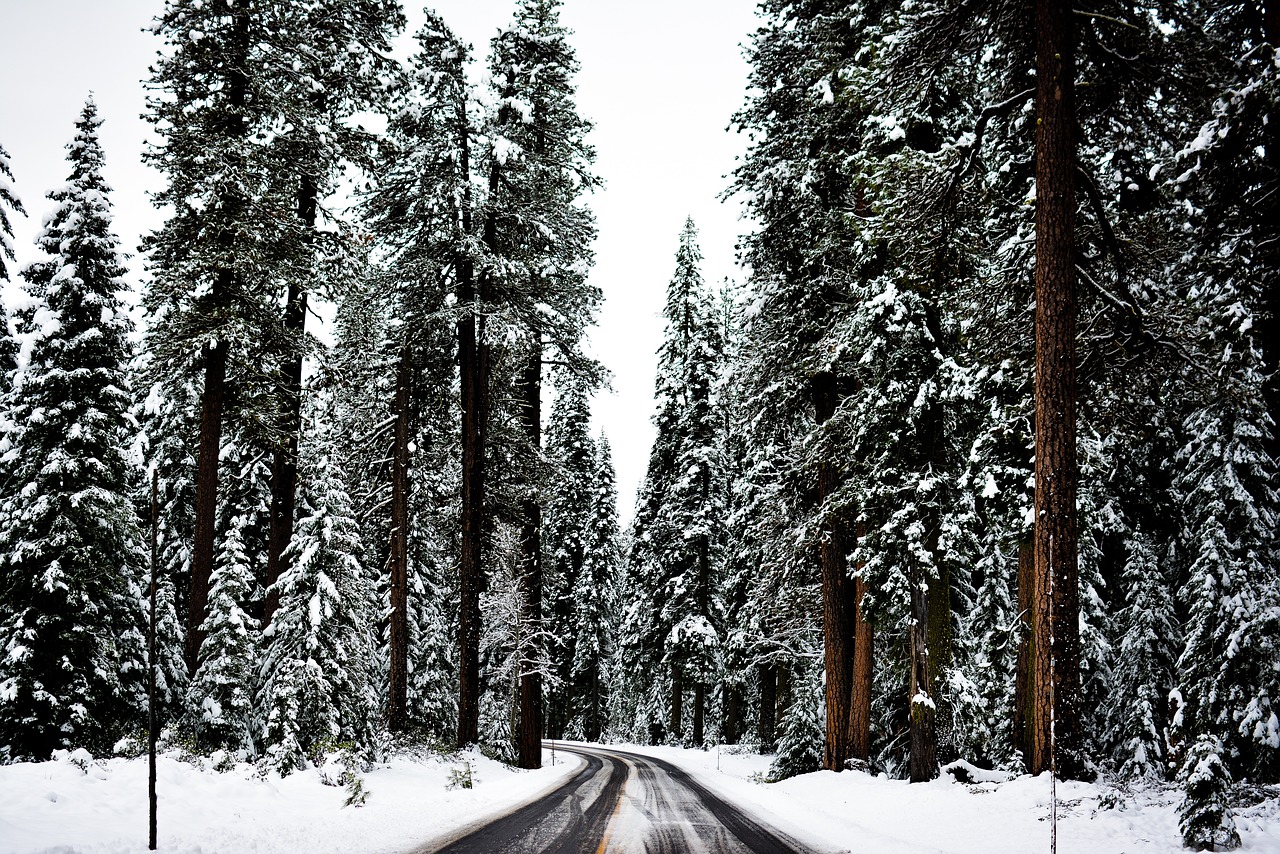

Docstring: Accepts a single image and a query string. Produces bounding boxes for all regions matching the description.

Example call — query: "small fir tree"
[769,665,823,781]
[259,435,378,772]
[1179,734,1242,851]
[184,517,258,753]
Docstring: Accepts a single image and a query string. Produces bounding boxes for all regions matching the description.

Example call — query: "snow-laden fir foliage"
[1178,734,1242,852]
[259,434,379,773]
[622,220,725,745]
[0,140,24,284]
[0,101,147,761]
[543,370,596,739]
[570,435,621,742]
[185,518,258,754]
[1103,529,1178,781]
[769,664,823,781]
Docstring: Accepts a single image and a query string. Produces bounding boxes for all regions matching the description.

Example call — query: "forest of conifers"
[0,0,1277,850]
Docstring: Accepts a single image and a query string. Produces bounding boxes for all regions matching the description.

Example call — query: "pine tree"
[1104,529,1178,781]
[0,141,23,407]
[259,430,378,772]
[1178,734,1242,851]
[570,434,620,742]
[543,371,595,738]
[627,220,724,747]
[184,517,258,753]
[768,664,823,781]
[0,141,23,284]
[0,100,146,760]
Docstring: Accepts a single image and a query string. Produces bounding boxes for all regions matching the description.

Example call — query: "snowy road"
[417,743,818,854]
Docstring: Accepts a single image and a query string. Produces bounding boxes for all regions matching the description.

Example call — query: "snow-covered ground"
[0,746,578,854]
[5,741,1279,854]
[601,742,1280,854]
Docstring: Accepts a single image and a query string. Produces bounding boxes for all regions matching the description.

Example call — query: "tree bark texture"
[813,372,857,772]
[387,346,412,733]
[671,664,684,741]
[187,304,229,674]
[758,663,777,750]
[849,575,873,760]
[263,177,316,628]
[1032,0,1085,780]
[516,348,543,769]
[456,85,487,749]
[722,683,740,745]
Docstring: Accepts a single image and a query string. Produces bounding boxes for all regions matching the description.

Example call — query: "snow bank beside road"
[0,746,577,854]
[603,742,1280,854]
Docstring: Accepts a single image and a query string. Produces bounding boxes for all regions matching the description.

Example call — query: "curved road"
[417,743,818,854]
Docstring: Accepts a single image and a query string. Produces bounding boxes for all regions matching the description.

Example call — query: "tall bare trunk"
[908,568,937,782]
[187,294,229,674]
[722,683,740,745]
[456,81,487,748]
[387,346,412,732]
[813,372,856,771]
[1032,0,1084,780]
[849,575,873,760]
[693,683,705,747]
[263,177,316,627]
[516,348,543,769]
[671,664,684,741]
[758,663,777,750]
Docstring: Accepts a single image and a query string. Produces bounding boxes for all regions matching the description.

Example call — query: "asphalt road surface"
[418,743,817,854]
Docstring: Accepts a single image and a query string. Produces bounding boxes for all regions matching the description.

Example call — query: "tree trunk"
[186,307,229,674]
[758,663,777,750]
[693,682,705,747]
[671,664,684,742]
[387,345,412,733]
[1032,0,1085,780]
[263,177,316,628]
[722,683,740,745]
[1014,539,1035,767]
[849,575,873,761]
[516,347,543,769]
[456,84,487,749]
[813,371,856,772]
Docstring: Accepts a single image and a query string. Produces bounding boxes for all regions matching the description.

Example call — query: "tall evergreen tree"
[570,434,620,742]
[259,426,379,772]
[0,100,146,760]
[627,220,724,747]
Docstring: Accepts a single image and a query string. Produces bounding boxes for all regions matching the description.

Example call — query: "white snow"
[597,743,1280,854]
[0,746,577,854]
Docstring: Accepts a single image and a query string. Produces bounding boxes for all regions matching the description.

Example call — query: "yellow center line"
[594,754,632,854]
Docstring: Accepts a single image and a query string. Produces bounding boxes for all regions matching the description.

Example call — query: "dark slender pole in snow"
[149,470,159,851]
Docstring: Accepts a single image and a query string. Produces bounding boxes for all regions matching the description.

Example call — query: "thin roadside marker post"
[148,470,158,851]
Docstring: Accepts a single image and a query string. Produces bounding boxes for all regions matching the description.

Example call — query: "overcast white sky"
[0,0,758,524]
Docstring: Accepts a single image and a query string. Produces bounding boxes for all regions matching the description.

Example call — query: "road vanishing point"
[417,743,821,854]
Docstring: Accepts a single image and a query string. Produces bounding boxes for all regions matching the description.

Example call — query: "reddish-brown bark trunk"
[456,79,487,749]
[1032,0,1085,780]
[849,575,873,761]
[813,372,856,772]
